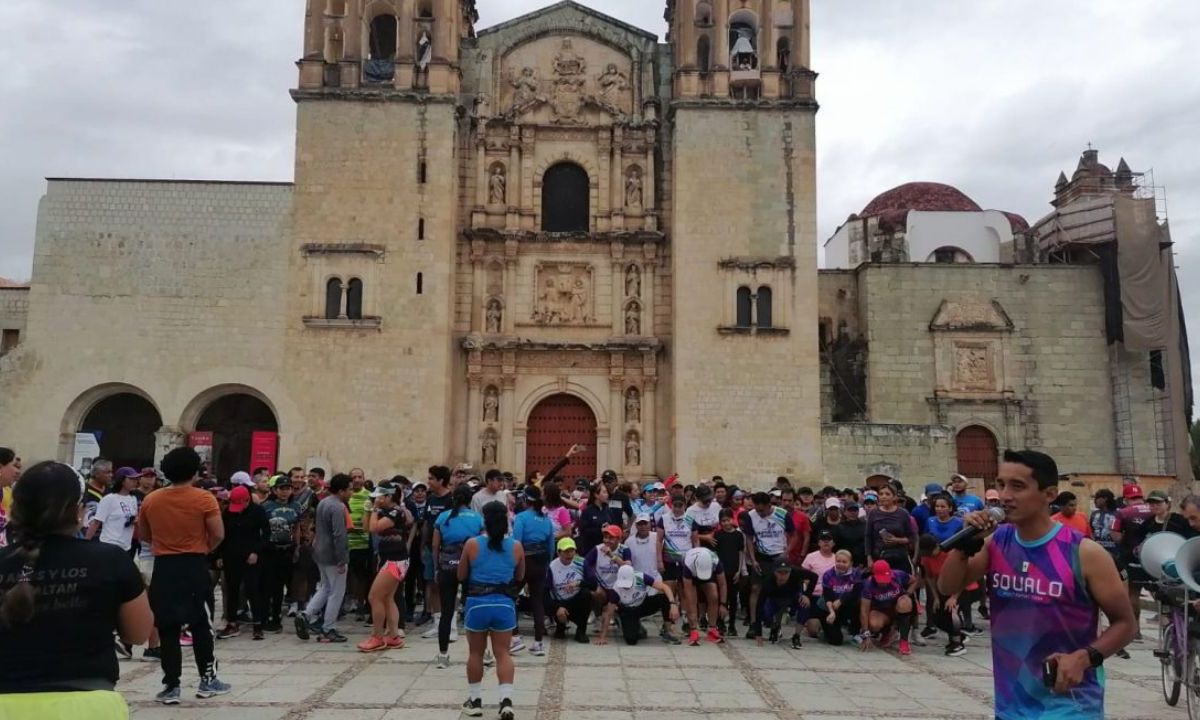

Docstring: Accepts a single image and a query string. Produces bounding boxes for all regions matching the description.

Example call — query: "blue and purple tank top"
[987,523,1103,719]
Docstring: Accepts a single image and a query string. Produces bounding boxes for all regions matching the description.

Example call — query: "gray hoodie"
[313,494,349,566]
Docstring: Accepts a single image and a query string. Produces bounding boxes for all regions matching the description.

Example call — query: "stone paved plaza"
[119,615,1180,720]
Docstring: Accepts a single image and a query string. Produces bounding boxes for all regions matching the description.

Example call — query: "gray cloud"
[2,1,1196,386]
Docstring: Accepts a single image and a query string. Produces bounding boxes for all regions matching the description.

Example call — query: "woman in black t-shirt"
[357,481,414,653]
[0,461,152,718]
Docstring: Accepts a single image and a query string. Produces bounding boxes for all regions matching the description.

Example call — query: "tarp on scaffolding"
[1113,195,1171,351]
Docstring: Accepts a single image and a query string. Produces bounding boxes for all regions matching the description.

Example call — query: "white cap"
[614,564,636,589]
[825,497,842,510]
[687,548,714,581]
[635,513,652,524]
[230,471,253,487]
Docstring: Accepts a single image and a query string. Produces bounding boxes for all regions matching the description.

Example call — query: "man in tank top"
[939,450,1135,720]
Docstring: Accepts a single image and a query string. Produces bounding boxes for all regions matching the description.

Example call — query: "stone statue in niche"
[488,164,506,205]
[482,432,497,465]
[483,387,499,422]
[625,168,644,208]
[509,67,541,108]
[625,302,641,336]
[597,63,630,109]
[625,432,641,466]
[532,265,593,325]
[416,30,432,70]
[485,299,502,334]
[625,264,641,299]
[625,388,641,424]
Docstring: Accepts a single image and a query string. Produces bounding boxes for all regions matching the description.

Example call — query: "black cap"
[695,484,714,501]
[818,530,834,541]
[845,502,861,511]
[601,469,618,482]
[772,560,792,573]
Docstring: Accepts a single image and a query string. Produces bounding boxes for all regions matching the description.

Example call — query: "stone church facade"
[0,1,1189,490]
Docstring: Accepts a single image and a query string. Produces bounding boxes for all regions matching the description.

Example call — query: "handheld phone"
[1042,658,1058,689]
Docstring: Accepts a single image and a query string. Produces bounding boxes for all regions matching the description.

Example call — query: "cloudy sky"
[1,1,1196,326]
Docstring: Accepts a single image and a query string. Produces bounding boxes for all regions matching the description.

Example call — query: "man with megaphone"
[940,450,1136,720]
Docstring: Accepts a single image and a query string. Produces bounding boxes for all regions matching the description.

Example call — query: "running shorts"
[662,561,682,582]
[381,559,410,583]
[463,594,517,633]
[135,556,155,586]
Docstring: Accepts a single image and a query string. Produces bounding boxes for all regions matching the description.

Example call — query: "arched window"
[368,15,397,59]
[729,10,759,69]
[736,287,753,328]
[756,286,773,328]
[541,162,590,232]
[325,278,343,319]
[776,37,791,72]
[956,425,999,484]
[928,246,975,264]
[696,1,713,25]
[346,278,364,319]
[416,0,434,18]
[697,35,711,74]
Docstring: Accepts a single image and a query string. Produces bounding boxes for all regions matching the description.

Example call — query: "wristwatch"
[1084,645,1104,668]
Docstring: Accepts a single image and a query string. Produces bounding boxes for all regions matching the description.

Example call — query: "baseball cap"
[140,467,157,477]
[603,524,623,539]
[824,497,842,510]
[557,537,577,553]
[614,564,636,589]
[412,481,428,491]
[690,550,715,581]
[924,482,943,496]
[1123,484,1144,500]
[985,489,1000,501]
[643,482,658,493]
[732,489,745,499]
[769,488,783,498]
[269,474,289,488]
[872,559,893,585]
[1147,490,1170,503]
[797,486,814,496]
[230,471,253,488]
[950,474,969,484]
[635,513,651,524]
[652,482,666,491]
[228,486,250,513]
[844,502,861,511]
[370,482,397,499]
[772,559,792,574]
[601,469,618,482]
[114,467,139,480]
[818,530,834,542]
[862,491,879,502]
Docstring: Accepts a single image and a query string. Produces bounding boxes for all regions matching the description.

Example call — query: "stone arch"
[517,381,609,429]
[180,385,281,482]
[60,382,163,440]
[955,424,999,484]
[179,384,281,434]
[539,161,592,232]
[363,1,399,59]
[927,246,976,264]
[533,153,600,189]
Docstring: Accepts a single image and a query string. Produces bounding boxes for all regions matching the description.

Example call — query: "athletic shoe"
[707,628,724,644]
[510,636,526,653]
[575,628,591,644]
[744,627,758,640]
[319,629,348,643]
[265,621,283,633]
[114,640,133,659]
[180,631,193,647]
[484,649,496,667]
[385,635,406,649]
[660,629,681,645]
[912,633,928,647]
[1115,648,1131,659]
[554,624,567,640]
[726,623,739,638]
[143,647,162,662]
[790,634,803,650]
[898,639,912,656]
[462,698,484,717]
[436,653,450,669]
[529,641,546,656]
[196,675,232,699]
[294,616,310,641]
[415,612,433,626]
[448,626,459,643]
[287,603,298,617]
[217,624,241,640]
[920,626,938,639]
[422,615,441,639]
[357,635,388,653]
[978,604,990,620]
[962,626,985,637]
[499,697,515,720]
[253,627,264,641]
[688,630,701,646]
[945,642,967,657]
[155,685,181,705]
[767,628,780,644]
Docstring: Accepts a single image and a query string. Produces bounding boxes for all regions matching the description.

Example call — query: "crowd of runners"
[0,442,1196,718]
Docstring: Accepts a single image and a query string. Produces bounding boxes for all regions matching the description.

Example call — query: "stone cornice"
[460,334,663,354]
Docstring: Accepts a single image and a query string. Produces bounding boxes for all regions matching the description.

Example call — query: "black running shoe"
[554,624,567,640]
[462,698,483,717]
[499,698,515,720]
[790,634,803,650]
[293,616,310,641]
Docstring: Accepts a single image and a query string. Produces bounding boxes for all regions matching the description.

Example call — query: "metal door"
[525,394,597,480]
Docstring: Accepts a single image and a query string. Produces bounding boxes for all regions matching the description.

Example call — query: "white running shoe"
[529,641,546,656]
[510,636,526,653]
[421,615,441,640]
[448,626,459,643]
[483,649,495,667]
[436,653,450,669]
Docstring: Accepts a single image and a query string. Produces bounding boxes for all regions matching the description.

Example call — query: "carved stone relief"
[596,63,630,112]
[954,345,994,390]
[488,163,506,205]
[485,299,503,334]
[483,386,500,422]
[509,66,542,109]
[625,387,641,424]
[532,263,594,325]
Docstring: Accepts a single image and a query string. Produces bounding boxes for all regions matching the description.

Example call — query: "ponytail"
[447,484,474,523]
[482,501,508,552]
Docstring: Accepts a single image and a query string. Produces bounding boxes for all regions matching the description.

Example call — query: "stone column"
[154,426,186,468]
[466,378,483,463]
[642,379,657,475]
[609,376,624,472]
[715,0,731,67]
[471,248,485,331]
[763,0,777,67]
[612,129,625,229]
[499,377,516,469]
[612,258,625,335]
[397,0,415,60]
[678,1,696,67]
[644,131,656,213]
[597,129,611,221]
[476,140,488,207]
[641,260,654,335]
[507,131,521,229]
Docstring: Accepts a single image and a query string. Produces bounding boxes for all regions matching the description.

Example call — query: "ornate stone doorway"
[956,425,999,485]
[79,392,163,471]
[525,393,597,480]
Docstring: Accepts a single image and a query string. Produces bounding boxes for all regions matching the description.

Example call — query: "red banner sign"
[250,432,279,475]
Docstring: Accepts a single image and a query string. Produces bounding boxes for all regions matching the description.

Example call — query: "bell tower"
[665,0,822,485]
[281,0,478,472]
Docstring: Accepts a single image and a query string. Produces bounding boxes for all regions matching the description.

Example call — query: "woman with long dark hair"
[357,481,414,653]
[576,481,620,557]
[0,461,153,717]
[512,485,554,656]
[458,501,525,720]
[864,483,915,575]
[431,484,482,669]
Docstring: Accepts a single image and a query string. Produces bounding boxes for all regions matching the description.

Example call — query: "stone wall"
[670,107,821,487]
[0,179,292,463]
[821,423,957,488]
[0,288,28,339]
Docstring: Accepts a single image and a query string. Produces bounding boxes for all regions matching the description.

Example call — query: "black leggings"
[820,596,861,646]
[263,544,293,626]
[522,555,548,642]
[405,550,424,614]
[548,592,592,631]
[723,570,741,626]
[617,594,669,645]
[222,554,265,629]
[438,568,462,654]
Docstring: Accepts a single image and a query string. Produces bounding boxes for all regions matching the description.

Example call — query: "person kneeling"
[753,561,818,650]
[597,565,679,646]
[859,559,921,656]
[545,538,592,644]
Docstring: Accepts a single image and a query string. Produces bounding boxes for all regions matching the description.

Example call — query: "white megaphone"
[1174,536,1200,594]
[1140,532,1186,581]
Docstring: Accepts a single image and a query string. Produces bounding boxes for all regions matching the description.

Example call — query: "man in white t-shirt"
[471,469,512,514]
[86,466,140,550]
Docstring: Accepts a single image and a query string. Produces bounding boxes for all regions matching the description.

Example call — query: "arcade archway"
[192,393,279,482]
[78,393,162,470]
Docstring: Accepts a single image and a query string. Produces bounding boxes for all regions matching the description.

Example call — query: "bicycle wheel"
[1187,643,1200,719]
[1162,621,1181,706]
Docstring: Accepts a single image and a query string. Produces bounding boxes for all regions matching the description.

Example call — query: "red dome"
[861,182,982,217]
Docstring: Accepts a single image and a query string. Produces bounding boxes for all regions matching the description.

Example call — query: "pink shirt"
[802,550,838,595]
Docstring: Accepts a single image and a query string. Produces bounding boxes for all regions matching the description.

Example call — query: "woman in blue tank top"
[511,485,555,656]
[457,500,525,720]
[431,486,482,666]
